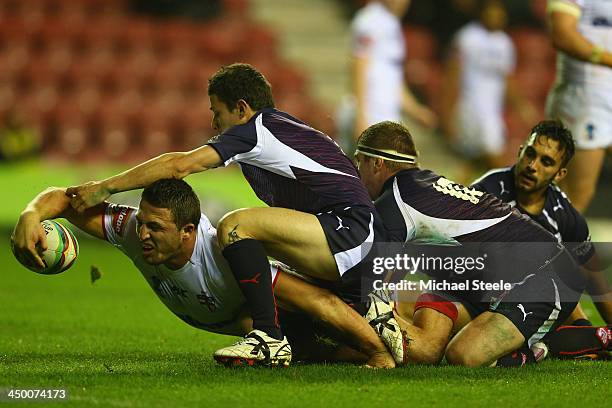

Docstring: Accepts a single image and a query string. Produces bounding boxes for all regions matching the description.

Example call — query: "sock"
[222,239,282,340]
[496,346,536,367]
[548,325,611,358]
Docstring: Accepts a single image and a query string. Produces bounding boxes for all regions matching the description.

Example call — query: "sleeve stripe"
[101,207,109,242]
[547,1,582,18]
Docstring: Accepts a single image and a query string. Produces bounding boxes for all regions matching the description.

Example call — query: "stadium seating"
[0,0,328,161]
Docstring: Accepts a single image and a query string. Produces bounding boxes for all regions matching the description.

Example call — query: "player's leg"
[273,268,394,368]
[564,302,590,325]
[445,311,525,367]
[216,207,336,341]
[398,308,454,365]
[391,294,472,365]
[559,148,606,212]
[215,206,386,366]
[217,207,338,279]
[448,252,581,367]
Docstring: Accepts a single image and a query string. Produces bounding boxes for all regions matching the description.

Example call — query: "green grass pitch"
[1,162,611,407]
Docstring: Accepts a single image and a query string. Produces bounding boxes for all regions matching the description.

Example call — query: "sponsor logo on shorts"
[335,216,350,231]
[517,304,533,322]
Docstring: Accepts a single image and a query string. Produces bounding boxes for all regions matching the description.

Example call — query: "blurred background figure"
[441,0,537,182]
[545,0,612,213]
[349,0,437,144]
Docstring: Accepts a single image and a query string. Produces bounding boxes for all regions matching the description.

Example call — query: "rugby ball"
[35,220,79,274]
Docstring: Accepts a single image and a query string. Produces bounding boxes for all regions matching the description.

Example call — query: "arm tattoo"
[227,224,243,244]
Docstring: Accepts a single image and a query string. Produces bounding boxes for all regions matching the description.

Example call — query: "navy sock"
[222,239,282,340]
[548,324,610,358]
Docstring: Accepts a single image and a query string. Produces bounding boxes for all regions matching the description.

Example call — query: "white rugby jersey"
[102,203,277,333]
[351,1,405,124]
[549,0,612,88]
[454,22,515,115]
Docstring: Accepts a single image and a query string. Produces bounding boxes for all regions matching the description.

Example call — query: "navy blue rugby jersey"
[472,166,594,265]
[374,168,557,245]
[207,108,373,213]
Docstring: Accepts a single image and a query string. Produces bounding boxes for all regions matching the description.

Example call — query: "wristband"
[589,45,604,64]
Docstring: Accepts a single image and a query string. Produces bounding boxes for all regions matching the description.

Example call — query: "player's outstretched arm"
[548,3,612,68]
[12,187,105,270]
[66,145,223,212]
[274,272,395,368]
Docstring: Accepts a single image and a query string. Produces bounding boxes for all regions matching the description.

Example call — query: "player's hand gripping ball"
[20,220,79,274]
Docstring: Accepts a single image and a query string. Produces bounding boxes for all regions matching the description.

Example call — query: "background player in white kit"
[350,0,436,139]
[11,179,393,367]
[443,0,536,181]
[546,0,612,212]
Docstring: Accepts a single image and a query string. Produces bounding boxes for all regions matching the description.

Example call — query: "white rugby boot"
[365,289,407,365]
[213,329,292,367]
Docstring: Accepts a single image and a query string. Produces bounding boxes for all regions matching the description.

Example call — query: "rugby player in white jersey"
[443,0,536,180]
[64,63,400,367]
[11,179,393,367]
[351,0,437,138]
[546,0,612,211]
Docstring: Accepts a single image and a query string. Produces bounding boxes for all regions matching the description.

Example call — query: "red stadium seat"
[272,65,306,94]
[222,0,250,18]
[194,21,244,61]
[155,21,197,55]
[0,0,325,161]
[0,41,30,82]
[0,84,16,116]
[119,19,156,53]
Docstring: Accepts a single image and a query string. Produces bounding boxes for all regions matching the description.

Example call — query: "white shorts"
[546,83,612,150]
[456,105,506,158]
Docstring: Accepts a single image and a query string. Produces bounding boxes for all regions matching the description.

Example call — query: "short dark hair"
[529,119,575,167]
[357,121,418,171]
[208,63,275,111]
[141,179,201,229]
